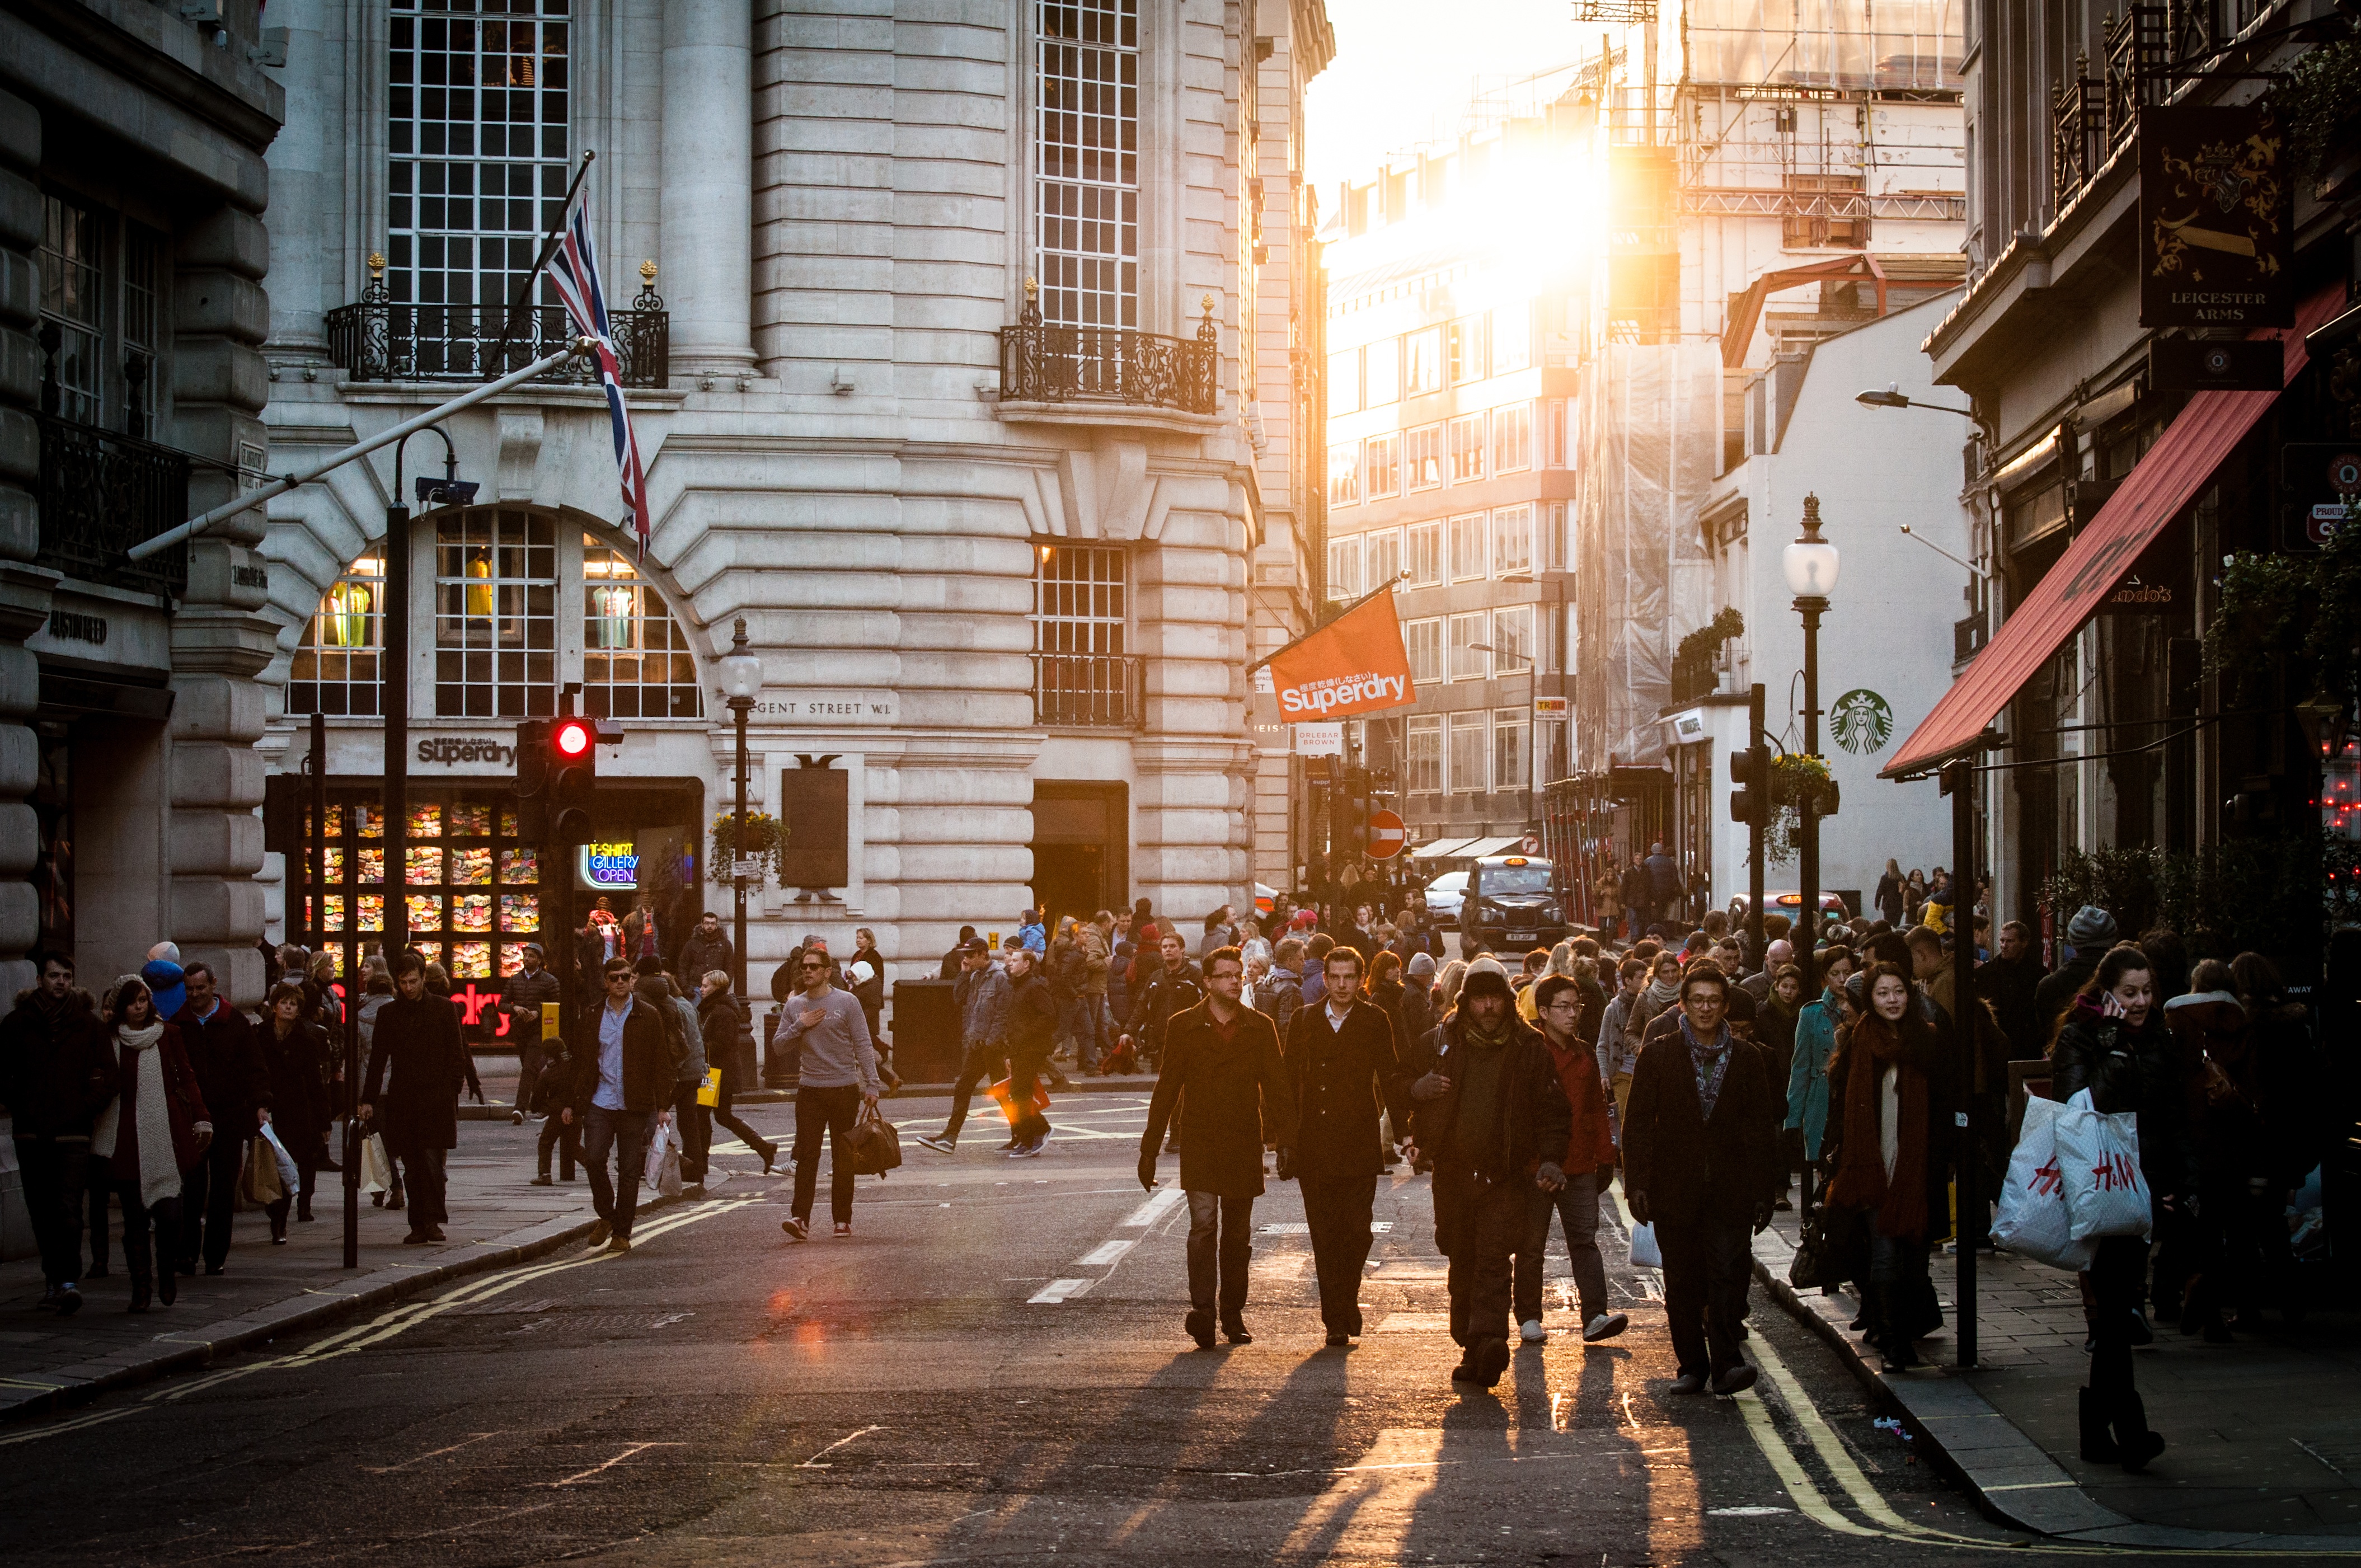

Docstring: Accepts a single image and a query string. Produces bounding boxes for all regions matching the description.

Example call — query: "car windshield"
[1478,866,1552,896]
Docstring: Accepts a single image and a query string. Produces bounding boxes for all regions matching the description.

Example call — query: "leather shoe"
[1325,1332,1353,1348]
[1222,1319,1252,1345]
[1710,1364,1758,1396]
[1185,1308,1215,1349]
[1669,1372,1710,1395]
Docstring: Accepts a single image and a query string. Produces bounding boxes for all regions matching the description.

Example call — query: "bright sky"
[1304,0,1595,192]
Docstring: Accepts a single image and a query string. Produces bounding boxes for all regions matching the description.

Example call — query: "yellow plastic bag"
[695,1067,721,1107]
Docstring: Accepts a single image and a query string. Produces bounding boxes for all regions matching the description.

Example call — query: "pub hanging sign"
[2140,102,2292,328]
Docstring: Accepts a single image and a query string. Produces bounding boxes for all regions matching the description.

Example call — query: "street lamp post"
[1782,495,1839,957]
[717,618,764,1002]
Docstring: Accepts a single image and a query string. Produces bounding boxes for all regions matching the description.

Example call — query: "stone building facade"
[248,0,1330,1011]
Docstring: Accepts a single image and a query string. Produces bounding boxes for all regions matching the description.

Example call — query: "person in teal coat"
[1785,946,1857,1164]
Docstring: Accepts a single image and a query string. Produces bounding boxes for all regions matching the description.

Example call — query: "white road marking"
[797,1425,883,1468]
[1118,1186,1186,1227]
[1075,1239,1135,1266]
[546,1440,682,1487]
[1027,1278,1096,1304]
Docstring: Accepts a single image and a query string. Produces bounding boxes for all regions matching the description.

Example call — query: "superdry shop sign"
[417,736,518,767]
[2141,102,2292,328]
[1259,588,1417,721]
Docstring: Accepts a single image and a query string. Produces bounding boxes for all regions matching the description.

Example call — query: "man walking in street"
[1622,960,1777,1396]
[2034,905,2115,1035]
[360,952,475,1246]
[504,943,563,1129]
[560,957,674,1255]
[917,938,1008,1153]
[1407,968,1571,1389]
[1000,944,1058,1157]
[1979,918,2046,1061]
[1523,975,1627,1346]
[776,946,881,1240]
[1644,842,1681,927]
[1139,946,1296,1348]
[172,963,269,1275]
[1120,930,1203,1073]
[675,911,734,992]
[1278,945,1409,1347]
[0,954,114,1313]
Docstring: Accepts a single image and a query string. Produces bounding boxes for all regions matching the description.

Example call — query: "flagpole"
[486,148,598,374]
[1247,578,1401,674]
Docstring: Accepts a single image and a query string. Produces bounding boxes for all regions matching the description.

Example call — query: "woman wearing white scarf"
[90,977,212,1312]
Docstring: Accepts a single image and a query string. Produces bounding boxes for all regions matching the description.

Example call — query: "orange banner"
[1265,589,1417,721]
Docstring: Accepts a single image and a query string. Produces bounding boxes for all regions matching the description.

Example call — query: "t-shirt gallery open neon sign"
[580,841,639,890]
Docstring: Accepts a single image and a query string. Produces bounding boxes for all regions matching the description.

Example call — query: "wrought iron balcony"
[36,413,189,597]
[326,256,668,389]
[2052,6,2167,210]
[1033,652,1142,728]
[998,289,1217,416]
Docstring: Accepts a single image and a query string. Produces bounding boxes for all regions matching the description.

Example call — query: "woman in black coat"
[257,982,331,1237]
[699,974,778,1173]
[2050,943,2193,1474]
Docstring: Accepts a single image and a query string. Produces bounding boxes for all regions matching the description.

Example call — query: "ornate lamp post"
[716,618,764,1000]
[1782,495,1839,957]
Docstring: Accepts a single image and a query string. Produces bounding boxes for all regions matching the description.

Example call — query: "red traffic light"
[553,720,593,757]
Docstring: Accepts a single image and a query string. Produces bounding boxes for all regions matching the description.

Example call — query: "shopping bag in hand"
[986,1076,1051,1125]
[238,1133,285,1206]
[259,1123,301,1194]
[644,1121,684,1198]
[1627,1220,1663,1270]
[359,1133,393,1195]
[1989,1093,2096,1269]
[2055,1087,2152,1242]
[696,1067,721,1109]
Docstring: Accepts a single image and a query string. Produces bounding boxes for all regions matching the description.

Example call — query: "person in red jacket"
[1521,974,1628,1346]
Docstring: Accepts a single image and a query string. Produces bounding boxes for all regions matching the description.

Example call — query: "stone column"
[0,91,51,997]
[170,201,279,1003]
[660,0,757,378]
[261,0,339,355]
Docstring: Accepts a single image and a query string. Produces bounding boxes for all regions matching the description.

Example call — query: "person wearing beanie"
[140,959,187,1029]
[1406,966,1572,1389]
[1407,951,1438,982]
[2034,905,2117,1038]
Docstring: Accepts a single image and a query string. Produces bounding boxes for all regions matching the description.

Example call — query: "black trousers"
[113,1176,179,1288]
[792,1084,861,1224]
[941,1042,1005,1141]
[1435,1171,1523,1350]
[712,1074,774,1161]
[264,1142,321,1237]
[1658,1218,1753,1378]
[674,1081,712,1184]
[1301,1172,1377,1334]
[13,1137,90,1286]
[537,1113,581,1178]
[87,1179,112,1273]
[179,1130,244,1270]
[2087,1232,2148,1398]
[395,1143,450,1228]
[1186,1190,1254,1321]
[1007,1047,1050,1145]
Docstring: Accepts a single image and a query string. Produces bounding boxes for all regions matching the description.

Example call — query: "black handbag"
[1790,1201,1868,1290]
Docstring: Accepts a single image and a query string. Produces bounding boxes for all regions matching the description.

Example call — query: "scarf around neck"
[1827,1010,1930,1240]
[1677,1016,1734,1119]
[92,1020,182,1211]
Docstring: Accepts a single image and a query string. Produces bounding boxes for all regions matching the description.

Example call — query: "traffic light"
[515,714,622,843]
[1729,745,1772,826]
[1337,769,1374,858]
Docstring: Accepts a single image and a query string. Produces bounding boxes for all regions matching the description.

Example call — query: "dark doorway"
[1031,781,1126,921]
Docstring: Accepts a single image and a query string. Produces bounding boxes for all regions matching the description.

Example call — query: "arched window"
[288,513,703,720]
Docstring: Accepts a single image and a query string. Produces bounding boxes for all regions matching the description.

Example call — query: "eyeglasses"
[606,973,635,985]
[800,960,828,970]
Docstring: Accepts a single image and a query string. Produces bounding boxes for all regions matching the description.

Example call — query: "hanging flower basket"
[709,810,787,886]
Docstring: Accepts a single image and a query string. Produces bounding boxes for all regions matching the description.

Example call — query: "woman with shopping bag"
[256,982,331,1238]
[2049,943,2195,1473]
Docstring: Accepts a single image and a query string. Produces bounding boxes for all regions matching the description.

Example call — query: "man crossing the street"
[559,957,674,1255]
[1407,967,1571,1389]
[917,938,1008,1153]
[1523,975,1627,1346]
[1278,945,1410,1348]
[1139,946,1297,1349]
[1119,930,1203,1073]
[1000,945,1057,1158]
[361,952,475,1247]
[776,947,882,1240]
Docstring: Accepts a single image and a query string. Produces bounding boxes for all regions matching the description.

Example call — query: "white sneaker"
[1583,1311,1630,1343]
[1519,1318,1547,1344]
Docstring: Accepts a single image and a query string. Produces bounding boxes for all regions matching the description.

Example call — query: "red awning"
[1882,283,2348,780]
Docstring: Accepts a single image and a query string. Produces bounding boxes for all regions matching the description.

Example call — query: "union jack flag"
[545,194,651,558]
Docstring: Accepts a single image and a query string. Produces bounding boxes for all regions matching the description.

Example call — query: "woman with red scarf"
[1827,961,1950,1370]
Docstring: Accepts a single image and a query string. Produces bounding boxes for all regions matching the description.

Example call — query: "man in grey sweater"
[775,949,881,1240]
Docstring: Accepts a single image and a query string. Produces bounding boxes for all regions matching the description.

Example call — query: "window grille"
[1405,617,1442,683]
[583,537,704,719]
[1036,0,1138,328]
[1491,504,1533,576]
[1448,514,1486,581]
[1328,442,1360,506]
[434,507,556,718]
[1448,612,1488,680]
[290,552,387,717]
[1494,403,1533,473]
[1407,521,1442,585]
[1364,433,1400,498]
[1449,712,1485,794]
[1493,708,1529,793]
[1367,527,1402,587]
[40,197,101,428]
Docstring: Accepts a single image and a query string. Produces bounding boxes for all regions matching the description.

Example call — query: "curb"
[0,1170,741,1428]
[457,1078,1162,1120]
[1748,1228,2361,1553]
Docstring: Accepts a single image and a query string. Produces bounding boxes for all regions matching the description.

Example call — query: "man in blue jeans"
[562,959,674,1255]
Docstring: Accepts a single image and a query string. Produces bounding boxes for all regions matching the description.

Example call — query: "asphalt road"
[0,1091,2200,1566]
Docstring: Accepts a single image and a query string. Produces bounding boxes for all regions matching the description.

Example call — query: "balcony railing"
[36,413,190,597]
[2052,6,2167,210]
[999,292,1218,416]
[326,262,668,389]
[1034,652,1142,728]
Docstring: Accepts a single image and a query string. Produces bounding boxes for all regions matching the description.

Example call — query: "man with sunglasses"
[560,957,675,1255]
[776,946,881,1240]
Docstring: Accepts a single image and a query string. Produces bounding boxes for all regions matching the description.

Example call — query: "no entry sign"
[1367,809,1407,859]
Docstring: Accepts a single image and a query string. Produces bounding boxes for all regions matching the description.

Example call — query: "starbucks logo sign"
[1831,688,1893,755]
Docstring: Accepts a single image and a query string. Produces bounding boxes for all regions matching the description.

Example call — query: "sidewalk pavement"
[1752,1205,2361,1550]
[0,1103,800,1425]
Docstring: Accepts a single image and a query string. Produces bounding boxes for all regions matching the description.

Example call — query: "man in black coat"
[1622,961,1778,1396]
[1120,931,1203,1072]
[0,954,115,1312]
[675,911,735,990]
[362,952,477,1244]
[2033,905,2115,1041]
[1139,946,1297,1348]
[1406,968,1573,1389]
[1002,945,1058,1154]
[173,962,270,1275]
[1278,945,1411,1347]
[1978,919,2047,1061]
[503,943,565,1120]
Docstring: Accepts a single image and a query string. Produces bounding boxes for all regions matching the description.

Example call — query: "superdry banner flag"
[1260,588,1417,721]
[2140,102,2292,328]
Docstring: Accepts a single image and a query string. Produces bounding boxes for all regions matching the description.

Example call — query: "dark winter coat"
[565,995,678,1117]
[504,964,565,1034]
[1126,959,1204,1058]
[2050,1001,2196,1200]
[363,996,471,1152]
[1006,968,1058,1064]
[697,990,759,1094]
[1409,1010,1573,1195]
[258,1018,332,1149]
[1141,999,1298,1199]
[1278,996,1410,1179]
[2033,949,2101,1044]
[172,998,270,1132]
[1622,1025,1780,1229]
[1976,951,2046,1061]
[0,988,115,1139]
[675,928,735,987]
